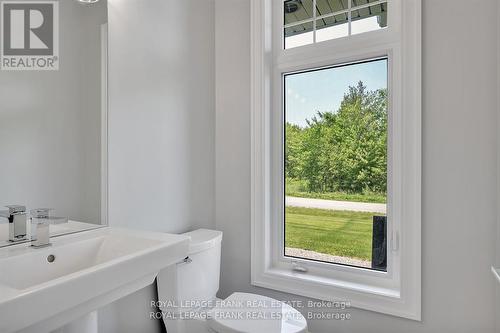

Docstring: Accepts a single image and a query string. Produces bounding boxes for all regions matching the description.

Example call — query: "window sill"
[252,267,420,321]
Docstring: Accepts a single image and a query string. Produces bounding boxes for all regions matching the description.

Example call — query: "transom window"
[284,0,388,49]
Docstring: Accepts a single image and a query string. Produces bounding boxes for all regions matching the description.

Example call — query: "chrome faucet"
[30,208,68,248]
[0,205,68,247]
[0,205,28,242]
[30,208,52,248]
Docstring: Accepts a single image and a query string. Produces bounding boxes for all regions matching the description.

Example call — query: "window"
[284,0,388,49]
[284,58,388,271]
[251,0,421,320]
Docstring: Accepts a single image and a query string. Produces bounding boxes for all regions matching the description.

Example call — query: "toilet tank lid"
[182,229,223,254]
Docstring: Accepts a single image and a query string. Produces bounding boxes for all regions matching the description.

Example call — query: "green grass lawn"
[285,206,375,261]
[285,179,386,204]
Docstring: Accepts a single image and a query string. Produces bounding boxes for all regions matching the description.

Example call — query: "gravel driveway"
[286,196,386,214]
[285,247,371,268]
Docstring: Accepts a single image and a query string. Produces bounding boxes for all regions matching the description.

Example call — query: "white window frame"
[250,0,421,320]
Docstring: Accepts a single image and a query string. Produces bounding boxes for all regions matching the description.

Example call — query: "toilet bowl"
[157,229,308,333]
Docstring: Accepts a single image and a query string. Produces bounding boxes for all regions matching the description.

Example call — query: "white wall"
[0,1,106,226]
[107,0,215,234]
[105,0,215,331]
[215,0,252,301]
[215,0,498,332]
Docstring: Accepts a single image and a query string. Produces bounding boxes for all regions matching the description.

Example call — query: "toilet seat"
[207,293,308,333]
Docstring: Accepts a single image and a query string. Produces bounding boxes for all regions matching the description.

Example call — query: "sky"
[285,58,387,127]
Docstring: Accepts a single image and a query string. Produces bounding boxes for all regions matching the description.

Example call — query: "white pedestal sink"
[0,227,189,333]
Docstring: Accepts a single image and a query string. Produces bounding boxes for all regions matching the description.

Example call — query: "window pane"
[351,1,388,35]
[284,58,388,271]
[315,0,349,41]
[283,0,388,49]
[285,23,314,49]
[315,0,349,17]
[316,19,349,42]
[284,0,314,49]
[284,0,314,25]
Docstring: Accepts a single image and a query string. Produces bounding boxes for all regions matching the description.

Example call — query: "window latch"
[291,260,308,273]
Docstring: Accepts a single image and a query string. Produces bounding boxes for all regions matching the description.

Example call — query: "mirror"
[0,0,108,247]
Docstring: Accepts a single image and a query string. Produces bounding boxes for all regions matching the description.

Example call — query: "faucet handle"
[30,208,53,219]
[30,208,67,225]
[0,205,26,219]
[6,205,26,215]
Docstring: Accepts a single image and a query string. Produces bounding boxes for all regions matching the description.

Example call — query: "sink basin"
[0,233,168,290]
[0,227,189,333]
[0,237,102,290]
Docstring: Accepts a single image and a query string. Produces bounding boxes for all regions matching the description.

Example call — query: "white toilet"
[157,229,308,333]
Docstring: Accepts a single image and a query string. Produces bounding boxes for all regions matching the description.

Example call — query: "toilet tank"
[157,229,222,312]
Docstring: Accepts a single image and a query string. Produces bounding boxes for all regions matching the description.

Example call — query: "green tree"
[286,81,387,194]
[285,123,303,179]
